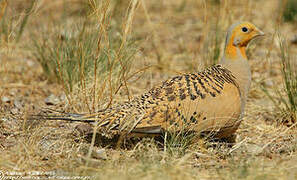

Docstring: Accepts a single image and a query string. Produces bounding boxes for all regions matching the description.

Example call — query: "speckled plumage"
[39,22,264,139]
[43,65,241,138]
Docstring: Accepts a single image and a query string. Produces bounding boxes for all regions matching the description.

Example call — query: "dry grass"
[1,0,297,179]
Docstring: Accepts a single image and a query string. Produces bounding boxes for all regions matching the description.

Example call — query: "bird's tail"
[30,108,98,123]
[30,107,145,134]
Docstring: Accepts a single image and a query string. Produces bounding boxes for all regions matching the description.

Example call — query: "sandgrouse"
[42,22,264,140]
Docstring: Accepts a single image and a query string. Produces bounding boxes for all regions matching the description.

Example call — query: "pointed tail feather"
[29,113,96,123]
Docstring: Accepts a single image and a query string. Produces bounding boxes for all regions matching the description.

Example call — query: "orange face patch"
[225,43,247,60]
[224,22,261,60]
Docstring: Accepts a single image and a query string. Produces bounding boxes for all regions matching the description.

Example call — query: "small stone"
[26,59,35,67]
[291,35,297,45]
[92,148,107,160]
[1,96,10,103]
[253,72,260,79]
[246,144,262,155]
[75,124,93,135]
[263,113,274,122]
[10,108,19,115]
[264,80,273,87]
[14,99,23,109]
[9,89,17,96]
[195,152,210,158]
[44,94,60,105]
[269,69,278,76]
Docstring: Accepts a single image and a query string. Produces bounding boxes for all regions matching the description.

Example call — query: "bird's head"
[224,22,264,60]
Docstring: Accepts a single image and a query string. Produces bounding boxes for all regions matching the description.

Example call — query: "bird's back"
[90,64,241,138]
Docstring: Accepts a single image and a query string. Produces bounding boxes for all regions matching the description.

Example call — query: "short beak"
[255,28,265,37]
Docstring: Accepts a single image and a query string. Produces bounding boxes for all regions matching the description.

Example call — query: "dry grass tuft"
[261,35,297,126]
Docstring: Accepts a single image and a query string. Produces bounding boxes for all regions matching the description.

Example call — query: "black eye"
[242,27,248,32]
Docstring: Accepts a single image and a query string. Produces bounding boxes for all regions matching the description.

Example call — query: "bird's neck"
[220,44,251,113]
[221,41,250,95]
[220,56,251,92]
